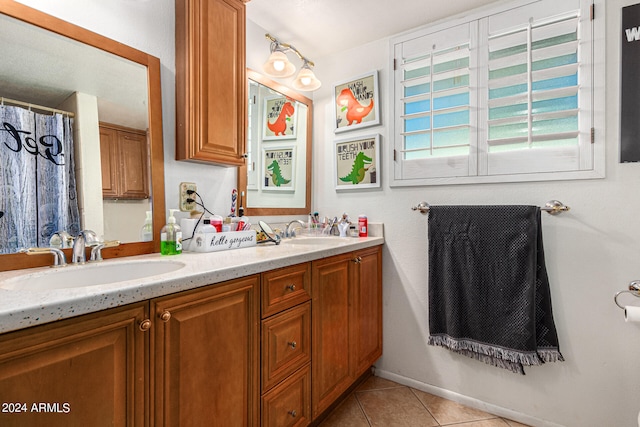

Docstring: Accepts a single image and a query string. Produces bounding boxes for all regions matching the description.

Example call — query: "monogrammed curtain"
[0,105,80,254]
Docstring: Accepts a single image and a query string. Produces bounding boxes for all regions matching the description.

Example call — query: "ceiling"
[246,0,506,60]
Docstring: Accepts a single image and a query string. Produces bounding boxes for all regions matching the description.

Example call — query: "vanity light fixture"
[263,33,321,91]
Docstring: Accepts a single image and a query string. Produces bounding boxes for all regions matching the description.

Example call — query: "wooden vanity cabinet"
[175,0,247,166]
[100,123,150,199]
[151,275,260,427]
[0,302,149,427]
[311,246,383,419]
[260,263,312,427]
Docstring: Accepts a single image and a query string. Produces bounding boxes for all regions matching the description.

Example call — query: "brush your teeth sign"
[621,3,640,162]
[334,134,380,190]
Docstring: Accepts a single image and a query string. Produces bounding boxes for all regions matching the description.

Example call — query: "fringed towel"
[427,205,564,374]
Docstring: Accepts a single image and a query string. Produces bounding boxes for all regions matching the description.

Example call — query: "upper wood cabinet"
[100,123,150,199]
[175,0,247,166]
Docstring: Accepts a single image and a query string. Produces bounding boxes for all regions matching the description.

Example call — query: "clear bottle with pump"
[161,209,182,255]
[140,210,153,242]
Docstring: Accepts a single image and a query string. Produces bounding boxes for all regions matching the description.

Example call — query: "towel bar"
[411,200,571,215]
[614,280,640,309]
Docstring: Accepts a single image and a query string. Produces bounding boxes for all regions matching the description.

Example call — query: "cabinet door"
[0,302,149,427]
[311,253,353,418]
[175,0,246,166]
[152,276,259,427]
[351,246,383,377]
[118,131,149,199]
[100,126,119,198]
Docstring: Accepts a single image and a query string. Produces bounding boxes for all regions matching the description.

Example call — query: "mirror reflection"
[242,69,312,216]
[0,9,153,254]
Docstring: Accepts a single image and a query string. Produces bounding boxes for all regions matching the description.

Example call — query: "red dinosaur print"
[337,88,375,125]
[267,101,295,136]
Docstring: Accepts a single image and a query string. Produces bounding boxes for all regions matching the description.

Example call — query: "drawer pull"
[286,284,296,291]
[159,311,171,322]
[288,410,297,418]
[139,319,152,331]
[287,341,297,349]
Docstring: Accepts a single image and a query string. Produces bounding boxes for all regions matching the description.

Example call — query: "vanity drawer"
[262,302,311,392]
[261,364,311,427]
[261,263,311,318]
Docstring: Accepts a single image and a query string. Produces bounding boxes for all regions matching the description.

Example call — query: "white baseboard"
[373,368,566,427]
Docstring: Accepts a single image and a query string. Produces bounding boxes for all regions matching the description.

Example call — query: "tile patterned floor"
[319,376,531,427]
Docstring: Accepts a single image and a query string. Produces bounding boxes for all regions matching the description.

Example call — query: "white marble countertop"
[0,229,384,334]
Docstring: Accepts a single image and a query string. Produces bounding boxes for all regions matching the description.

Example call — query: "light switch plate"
[179,182,197,211]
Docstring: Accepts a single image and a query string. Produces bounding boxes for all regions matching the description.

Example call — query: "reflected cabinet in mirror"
[239,69,312,216]
[0,1,165,271]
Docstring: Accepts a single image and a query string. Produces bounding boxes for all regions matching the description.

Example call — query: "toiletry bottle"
[210,214,223,232]
[140,210,153,242]
[358,214,368,237]
[222,217,233,232]
[160,209,182,255]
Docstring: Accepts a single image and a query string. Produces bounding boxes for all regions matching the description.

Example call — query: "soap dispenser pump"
[140,210,153,242]
[161,209,182,255]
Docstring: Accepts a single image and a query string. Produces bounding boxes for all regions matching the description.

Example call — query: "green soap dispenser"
[161,209,182,255]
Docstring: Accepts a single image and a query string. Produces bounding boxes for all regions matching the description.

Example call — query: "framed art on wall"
[333,70,380,133]
[334,134,380,190]
[262,146,295,191]
[263,95,297,140]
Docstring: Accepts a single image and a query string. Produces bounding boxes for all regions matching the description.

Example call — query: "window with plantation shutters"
[390,0,603,186]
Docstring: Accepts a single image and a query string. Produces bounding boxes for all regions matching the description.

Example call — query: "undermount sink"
[0,259,186,291]
[282,237,342,245]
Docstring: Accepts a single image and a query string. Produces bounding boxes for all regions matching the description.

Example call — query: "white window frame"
[389,0,605,187]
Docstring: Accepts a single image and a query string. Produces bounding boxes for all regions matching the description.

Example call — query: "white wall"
[15,1,640,425]
[310,1,640,426]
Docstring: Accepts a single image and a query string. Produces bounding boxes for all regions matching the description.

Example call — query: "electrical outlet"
[179,182,197,212]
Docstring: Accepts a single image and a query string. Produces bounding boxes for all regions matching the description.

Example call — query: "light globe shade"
[263,51,296,78]
[292,67,321,91]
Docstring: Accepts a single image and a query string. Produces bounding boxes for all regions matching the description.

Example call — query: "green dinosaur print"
[267,160,291,186]
[340,152,372,184]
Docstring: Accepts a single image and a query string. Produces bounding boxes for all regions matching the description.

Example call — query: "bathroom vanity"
[0,236,383,427]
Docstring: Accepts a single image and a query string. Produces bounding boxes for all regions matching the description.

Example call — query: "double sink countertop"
[0,224,384,334]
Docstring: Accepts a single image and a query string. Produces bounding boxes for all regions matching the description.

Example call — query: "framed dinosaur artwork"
[262,146,296,191]
[334,134,380,190]
[333,70,380,133]
[263,95,298,140]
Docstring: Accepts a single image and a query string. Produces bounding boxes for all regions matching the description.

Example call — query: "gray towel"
[427,205,564,374]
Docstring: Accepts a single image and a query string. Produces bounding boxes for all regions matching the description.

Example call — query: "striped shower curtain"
[0,105,80,254]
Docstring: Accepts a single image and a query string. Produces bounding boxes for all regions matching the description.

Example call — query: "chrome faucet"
[285,220,306,238]
[90,240,120,262]
[72,230,100,264]
[20,247,67,267]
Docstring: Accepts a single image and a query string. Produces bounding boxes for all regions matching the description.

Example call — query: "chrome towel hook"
[614,280,640,309]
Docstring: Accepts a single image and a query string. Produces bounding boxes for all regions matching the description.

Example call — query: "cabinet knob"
[288,410,297,418]
[287,341,297,349]
[352,256,362,264]
[159,311,171,322]
[139,319,152,331]
[286,284,296,291]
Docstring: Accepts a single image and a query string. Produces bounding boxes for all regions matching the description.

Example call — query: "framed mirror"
[0,1,165,271]
[239,69,312,216]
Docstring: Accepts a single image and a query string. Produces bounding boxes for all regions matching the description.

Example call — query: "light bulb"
[301,76,311,86]
[273,60,285,72]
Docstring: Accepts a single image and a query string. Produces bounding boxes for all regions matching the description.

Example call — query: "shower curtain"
[0,104,80,254]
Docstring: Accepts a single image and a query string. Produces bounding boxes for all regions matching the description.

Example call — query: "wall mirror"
[0,1,165,271]
[239,69,312,216]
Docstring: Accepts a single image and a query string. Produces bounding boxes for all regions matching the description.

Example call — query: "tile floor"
[319,376,531,427]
